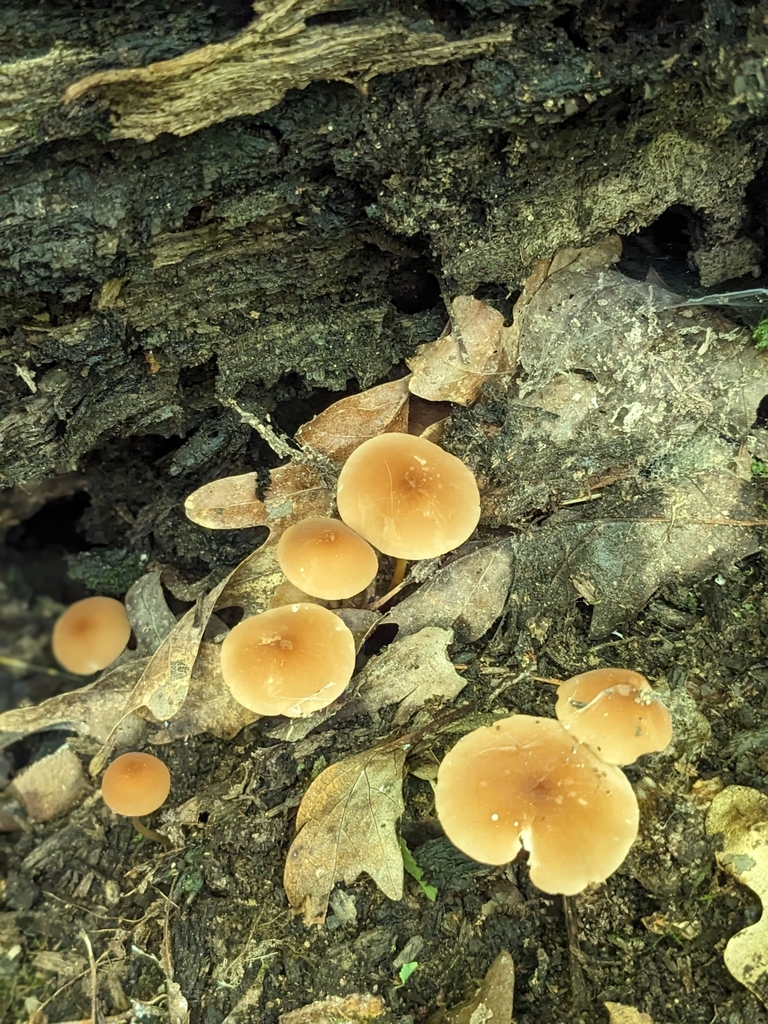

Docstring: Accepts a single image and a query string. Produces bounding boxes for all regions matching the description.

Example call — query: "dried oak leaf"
[429,951,515,1024]
[408,295,515,405]
[604,1006,654,1024]
[295,377,410,464]
[505,466,761,639]
[706,786,768,1007]
[356,627,465,724]
[284,742,406,925]
[0,659,148,750]
[477,238,768,526]
[215,540,284,618]
[90,575,230,773]
[147,641,258,744]
[185,463,333,532]
[279,994,386,1024]
[381,542,513,643]
[125,570,177,657]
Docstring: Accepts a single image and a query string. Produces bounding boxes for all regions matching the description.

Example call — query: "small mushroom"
[336,432,480,561]
[555,668,672,765]
[276,517,379,600]
[101,751,171,846]
[52,595,131,675]
[220,603,356,717]
[435,715,639,895]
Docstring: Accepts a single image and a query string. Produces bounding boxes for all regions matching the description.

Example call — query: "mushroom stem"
[130,815,172,849]
[390,558,408,589]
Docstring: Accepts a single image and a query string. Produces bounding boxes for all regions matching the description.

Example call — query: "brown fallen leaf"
[125,571,177,657]
[505,468,761,639]
[215,540,284,618]
[295,377,410,464]
[279,994,386,1024]
[90,576,230,774]
[9,745,92,823]
[284,741,406,925]
[706,786,768,1007]
[604,1004,654,1024]
[381,542,513,643]
[185,463,333,532]
[356,627,466,724]
[147,641,258,744]
[0,659,148,749]
[408,296,515,405]
[429,950,515,1024]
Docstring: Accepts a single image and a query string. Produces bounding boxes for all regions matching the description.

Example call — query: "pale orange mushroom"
[220,603,356,717]
[276,517,379,600]
[435,716,639,895]
[336,432,480,561]
[52,595,131,675]
[101,751,172,846]
[555,668,672,765]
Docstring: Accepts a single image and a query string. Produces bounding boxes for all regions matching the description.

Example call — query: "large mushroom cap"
[220,603,356,717]
[435,715,639,895]
[336,432,480,560]
[101,752,171,817]
[52,595,131,675]
[276,517,379,600]
[555,668,672,765]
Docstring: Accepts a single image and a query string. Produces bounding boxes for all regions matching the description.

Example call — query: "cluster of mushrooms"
[49,430,673,896]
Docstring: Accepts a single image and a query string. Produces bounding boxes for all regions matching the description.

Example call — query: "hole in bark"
[753,395,768,430]
[387,265,441,314]
[5,492,91,554]
[619,204,699,287]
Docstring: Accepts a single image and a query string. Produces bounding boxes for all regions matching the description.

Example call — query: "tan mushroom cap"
[276,517,379,600]
[52,595,131,675]
[220,603,356,717]
[435,716,639,895]
[101,752,171,817]
[555,668,672,765]
[336,432,481,560]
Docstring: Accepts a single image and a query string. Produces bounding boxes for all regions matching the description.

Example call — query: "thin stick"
[79,930,98,1024]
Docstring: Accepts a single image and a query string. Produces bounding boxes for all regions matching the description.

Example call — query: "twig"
[79,930,98,1024]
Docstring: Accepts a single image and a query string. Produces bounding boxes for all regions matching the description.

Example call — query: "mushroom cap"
[101,752,171,817]
[336,432,480,560]
[435,715,639,895]
[555,668,672,765]
[52,595,131,675]
[220,603,356,717]
[276,517,379,600]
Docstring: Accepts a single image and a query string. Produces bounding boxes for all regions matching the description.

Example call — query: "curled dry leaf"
[407,296,515,406]
[706,785,768,1007]
[90,576,230,774]
[604,1005,655,1024]
[279,994,385,1024]
[148,641,258,744]
[124,570,177,657]
[284,742,406,925]
[356,627,466,724]
[9,745,91,823]
[185,463,333,532]
[382,542,513,643]
[0,659,148,750]
[215,540,284,618]
[429,950,515,1024]
[295,377,410,463]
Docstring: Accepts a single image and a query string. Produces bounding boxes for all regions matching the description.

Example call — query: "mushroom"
[555,668,672,765]
[434,715,639,895]
[101,751,171,846]
[220,603,356,717]
[52,595,131,675]
[335,433,480,565]
[276,517,379,600]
